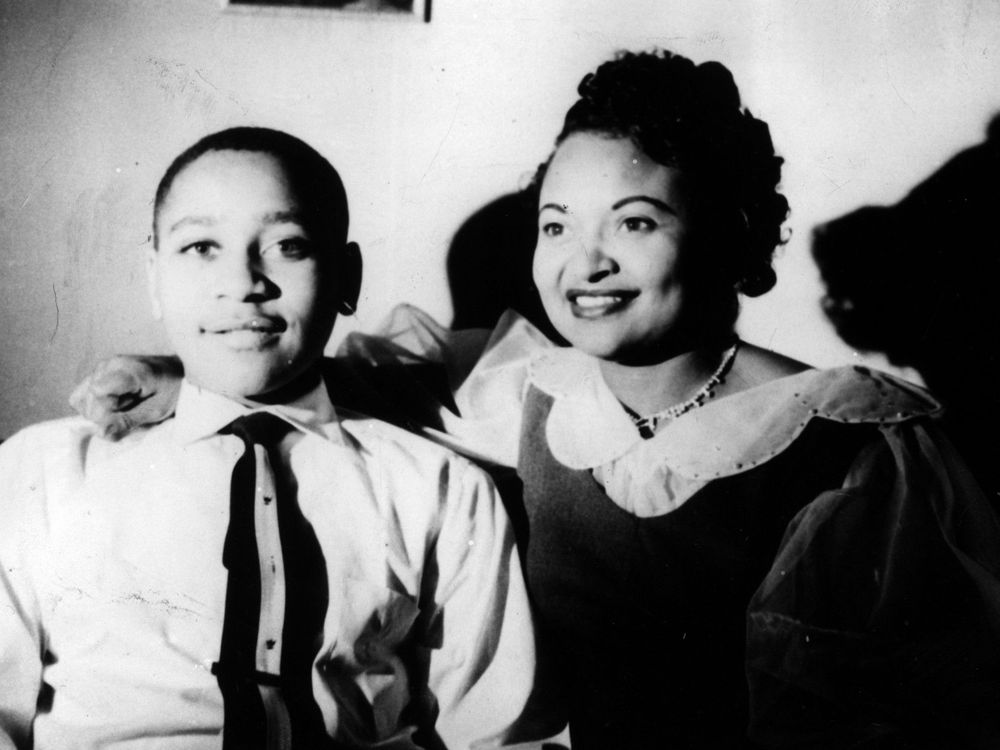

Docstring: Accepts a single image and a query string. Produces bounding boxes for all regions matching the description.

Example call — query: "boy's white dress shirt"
[0,380,534,749]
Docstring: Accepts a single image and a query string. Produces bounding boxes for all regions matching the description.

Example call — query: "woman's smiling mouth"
[567,289,639,318]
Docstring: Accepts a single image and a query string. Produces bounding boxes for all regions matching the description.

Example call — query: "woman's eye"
[622,217,656,233]
[540,222,565,238]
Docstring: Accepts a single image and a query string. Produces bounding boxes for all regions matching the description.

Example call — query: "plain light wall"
[2,0,999,438]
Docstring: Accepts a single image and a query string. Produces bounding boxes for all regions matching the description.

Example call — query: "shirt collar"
[530,348,943,475]
[172,378,344,445]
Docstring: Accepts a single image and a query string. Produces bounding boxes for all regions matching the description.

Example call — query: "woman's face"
[533,133,699,363]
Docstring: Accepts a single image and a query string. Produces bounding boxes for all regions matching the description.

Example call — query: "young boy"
[0,128,535,749]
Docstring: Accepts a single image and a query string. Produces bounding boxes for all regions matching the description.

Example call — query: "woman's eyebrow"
[612,195,676,214]
[538,202,568,217]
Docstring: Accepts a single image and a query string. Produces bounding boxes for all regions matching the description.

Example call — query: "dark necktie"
[214,412,335,749]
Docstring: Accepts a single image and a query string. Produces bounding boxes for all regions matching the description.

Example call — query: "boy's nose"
[213,251,268,300]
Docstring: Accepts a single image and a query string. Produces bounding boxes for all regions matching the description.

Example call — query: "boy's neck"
[246,366,324,407]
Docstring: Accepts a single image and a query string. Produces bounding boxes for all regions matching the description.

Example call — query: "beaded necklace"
[620,340,740,439]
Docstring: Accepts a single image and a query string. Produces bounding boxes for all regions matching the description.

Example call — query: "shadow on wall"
[446,189,564,343]
[812,113,1000,499]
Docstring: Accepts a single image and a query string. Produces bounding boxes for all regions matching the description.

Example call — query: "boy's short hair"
[153,127,350,249]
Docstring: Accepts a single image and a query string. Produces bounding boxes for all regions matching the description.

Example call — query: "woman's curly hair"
[537,49,789,299]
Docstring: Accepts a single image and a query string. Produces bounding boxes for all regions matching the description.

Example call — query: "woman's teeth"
[575,295,620,308]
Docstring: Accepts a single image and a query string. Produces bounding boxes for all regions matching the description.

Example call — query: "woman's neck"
[598,345,731,417]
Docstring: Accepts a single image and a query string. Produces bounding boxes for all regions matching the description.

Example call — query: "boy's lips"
[566,289,639,318]
[202,316,287,349]
[202,316,287,335]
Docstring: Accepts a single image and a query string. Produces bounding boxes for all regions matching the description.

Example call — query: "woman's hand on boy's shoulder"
[70,355,184,440]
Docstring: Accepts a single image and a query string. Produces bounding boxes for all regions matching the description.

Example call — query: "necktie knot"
[222,411,294,448]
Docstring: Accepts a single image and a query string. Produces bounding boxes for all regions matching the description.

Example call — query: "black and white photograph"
[1,1,999,747]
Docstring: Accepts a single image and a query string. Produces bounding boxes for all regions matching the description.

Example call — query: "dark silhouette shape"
[446,189,564,343]
[812,114,1000,500]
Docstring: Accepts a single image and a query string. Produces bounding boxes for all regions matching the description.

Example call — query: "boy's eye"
[266,237,314,259]
[622,217,656,233]
[180,240,218,257]
[540,222,565,238]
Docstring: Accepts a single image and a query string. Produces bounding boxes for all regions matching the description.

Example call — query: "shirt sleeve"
[421,457,540,750]
[0,430,50,749]
[746,421,1000,749]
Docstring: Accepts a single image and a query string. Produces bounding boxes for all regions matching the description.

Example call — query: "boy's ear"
[145,248,164,321]
[338,241,362,314]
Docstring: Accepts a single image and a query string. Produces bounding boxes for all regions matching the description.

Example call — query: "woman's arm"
[746,422,1000,748]
[72,306,552,460]
[69,355,184,439]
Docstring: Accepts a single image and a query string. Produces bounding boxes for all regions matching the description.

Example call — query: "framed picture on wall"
[224,0,430,22]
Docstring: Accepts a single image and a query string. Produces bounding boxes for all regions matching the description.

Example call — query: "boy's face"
[147,149,341,401]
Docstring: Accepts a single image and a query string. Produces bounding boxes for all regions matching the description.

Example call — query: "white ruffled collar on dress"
[529,347,942,480]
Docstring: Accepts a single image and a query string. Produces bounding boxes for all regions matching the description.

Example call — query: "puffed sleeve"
[746,421,1000,749]
[0,431,50,749]
[336,305,553,468]
[422,457,540,749]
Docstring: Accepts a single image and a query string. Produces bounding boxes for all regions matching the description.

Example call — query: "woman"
[73,50,1000,749]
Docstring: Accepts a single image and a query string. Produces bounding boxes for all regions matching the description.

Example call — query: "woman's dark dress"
[515,368,1000,749]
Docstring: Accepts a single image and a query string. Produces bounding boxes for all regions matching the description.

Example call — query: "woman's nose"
[575,234,619,281]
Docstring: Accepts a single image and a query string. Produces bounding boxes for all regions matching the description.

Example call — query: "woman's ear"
[337,241,362,315]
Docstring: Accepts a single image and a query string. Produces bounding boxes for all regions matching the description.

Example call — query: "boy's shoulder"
[2,416,101,461]
[329,409,503,530]
[1,414,170,475]
[0,417,118,512]
[332,407,486,479]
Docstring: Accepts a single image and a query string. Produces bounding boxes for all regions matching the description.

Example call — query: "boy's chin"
[186,363,320,404]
